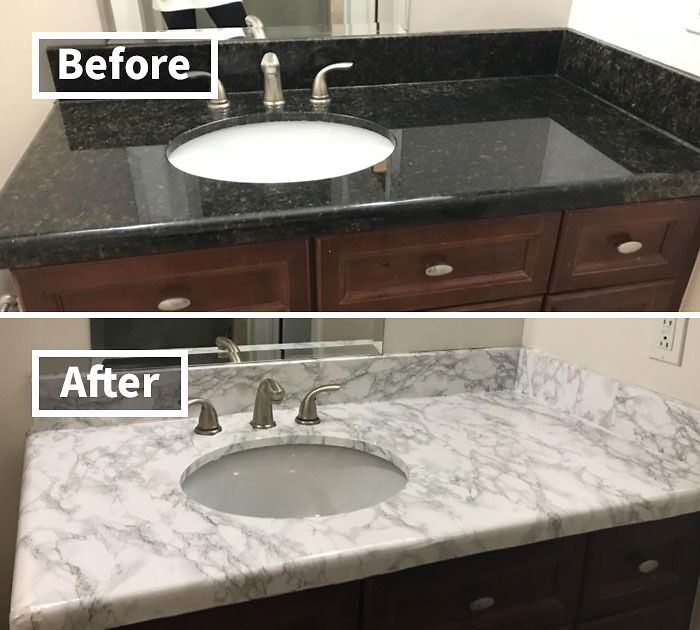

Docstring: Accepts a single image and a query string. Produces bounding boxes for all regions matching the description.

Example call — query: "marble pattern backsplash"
[516,348,700,465]
[34,347,519,431]
[35,346,700,469]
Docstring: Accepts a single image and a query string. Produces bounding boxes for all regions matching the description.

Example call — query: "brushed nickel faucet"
[245,15,267,39]
[311,63,354,108]
[251,379,285,429]
[185,71,230,113]
[215,336,242,363]
[261,53,285,109]
[189,399,222,435]
[296,384,341,425]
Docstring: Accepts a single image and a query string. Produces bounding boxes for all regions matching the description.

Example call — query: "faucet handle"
[296,384,342,426]
[189,399,222,436]
[185,71,230,112]
[250,379,285,430]
[311,63,354,106]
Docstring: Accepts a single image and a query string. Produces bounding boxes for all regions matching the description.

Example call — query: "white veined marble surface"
[11,383,700,629]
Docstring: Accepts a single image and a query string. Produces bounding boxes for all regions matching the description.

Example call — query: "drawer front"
[428,296,544,311]
[316,214,561,311]
[119,582,359,629]
[544,281,676,312]
[551,199,700,293]
[362,536,586,630]
[13,241,311,312]
[576,598,694,630]
[579,513,700,620]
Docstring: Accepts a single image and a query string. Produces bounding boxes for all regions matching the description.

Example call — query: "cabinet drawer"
[316,214,561,311]
[544,281,676,311]
[119,582,359,629]
[550,199,700,293]
[579,513,700,620]
[427,296,544,311]
[13,241,311,312]
[362,536,586,630]
[576,598,694,630]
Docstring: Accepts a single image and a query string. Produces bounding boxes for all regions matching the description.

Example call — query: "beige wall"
[383,318,524,353]
[409,0,572,32]
[0,0,104,302]
[0,319,90,626]
[683,256,700,312]
[523,318,700,407]
[568,0,700,77]
[0,0,104,187]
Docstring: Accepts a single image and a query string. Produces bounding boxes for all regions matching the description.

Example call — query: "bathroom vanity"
[2,31,699,312]
[10,348,700,630]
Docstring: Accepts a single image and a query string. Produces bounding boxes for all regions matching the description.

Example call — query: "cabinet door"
[576,598,694,630]
[544,281,676,312]
[362,536,586,630]
[579,513,700,621]
[117,583,359,629]
[316,214,561,311]
[13,240,311,312]
[550,199,700,294]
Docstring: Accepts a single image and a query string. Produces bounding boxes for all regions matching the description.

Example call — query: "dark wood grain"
[427,295,544,311]
[117,582,359,630]
[576,598,694,630]
[361,536,586,630]
[550,199,700,294]
[578,513,700,620]
[544,281,676,312]
[316,214,562,311]
[13,240,311,312]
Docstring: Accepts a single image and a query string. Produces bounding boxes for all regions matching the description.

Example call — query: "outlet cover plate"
[650,319,688,366]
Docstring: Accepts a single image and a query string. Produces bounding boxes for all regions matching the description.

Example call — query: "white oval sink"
[167,116,395,184]
[182,442,407,518]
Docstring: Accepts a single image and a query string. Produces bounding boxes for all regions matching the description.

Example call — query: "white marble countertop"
[10,390,700,630]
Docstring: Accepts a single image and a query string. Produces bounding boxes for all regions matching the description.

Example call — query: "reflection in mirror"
[90,318,384,366]
[104,0,410,38]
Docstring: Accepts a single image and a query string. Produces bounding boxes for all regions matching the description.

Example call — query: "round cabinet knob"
[638,559,660,574]
[158,297,192,312]
[425,263,454,278]
[617,241,643,255]
[469,597,496,612]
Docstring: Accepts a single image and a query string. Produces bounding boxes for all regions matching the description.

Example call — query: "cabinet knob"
[617,241,643,255]
[638,559,660,574]
[469,597,496,612]
[158,297,192,312]
[425,263,454,278]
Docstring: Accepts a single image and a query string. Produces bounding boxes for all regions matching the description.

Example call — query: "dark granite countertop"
[2,75,700,268]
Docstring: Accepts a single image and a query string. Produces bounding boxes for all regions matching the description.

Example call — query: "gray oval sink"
[182,442,407,518]
[167,114,396,184]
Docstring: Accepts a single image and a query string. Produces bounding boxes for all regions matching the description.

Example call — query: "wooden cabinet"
[578,514,700,620]
[361,536,586,630]
[544,281,677,311]
[115,514,700,630]
[119,582,359,629]
[315,214,561,311]
[550,200,700,294]
[10,198,700,312]
[12,240,311,312]
[428,296,545,311]
[576,598,694,630]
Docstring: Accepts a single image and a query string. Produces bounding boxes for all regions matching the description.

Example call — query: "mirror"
[90,318,385,366]
[103,0,411,38]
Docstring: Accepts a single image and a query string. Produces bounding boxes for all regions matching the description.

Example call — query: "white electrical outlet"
[650,319,688,366]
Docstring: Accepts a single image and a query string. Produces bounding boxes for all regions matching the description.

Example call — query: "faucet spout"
[251,379,285,429]
[261,52,285,109]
